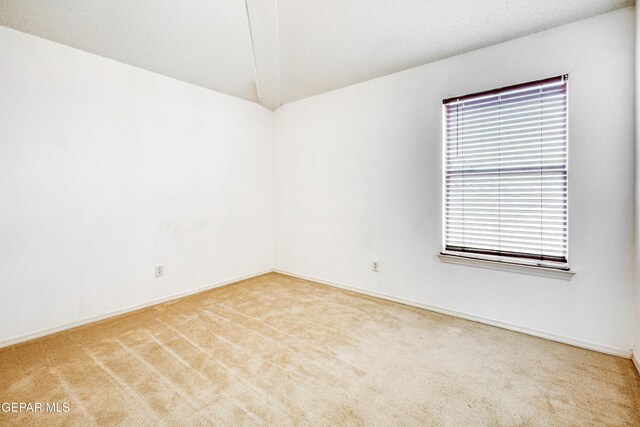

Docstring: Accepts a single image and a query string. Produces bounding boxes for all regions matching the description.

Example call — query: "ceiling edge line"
[275,0,282,107]
[244,0,263,105]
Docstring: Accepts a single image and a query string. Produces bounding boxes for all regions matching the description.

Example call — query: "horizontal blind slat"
[446,104,566,125]
[447,109,567,130]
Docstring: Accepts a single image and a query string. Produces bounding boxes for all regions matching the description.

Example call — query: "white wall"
[0,27,274,344]
[635,5,640,365]
[274,8,636,355]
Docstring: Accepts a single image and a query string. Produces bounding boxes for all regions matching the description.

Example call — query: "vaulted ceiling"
[0,0,633,110]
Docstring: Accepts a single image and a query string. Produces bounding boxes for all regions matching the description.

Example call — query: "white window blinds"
[442,75,568,269]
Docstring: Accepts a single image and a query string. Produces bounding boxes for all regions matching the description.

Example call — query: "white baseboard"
[4,268,633,362]
[633,351,640,375]
[274,269,632,359]
[0,269,272,349]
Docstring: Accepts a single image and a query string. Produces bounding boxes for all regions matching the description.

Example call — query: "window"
[442,76,568,270]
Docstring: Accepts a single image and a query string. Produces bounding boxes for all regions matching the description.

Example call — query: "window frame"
[440,75,571,272]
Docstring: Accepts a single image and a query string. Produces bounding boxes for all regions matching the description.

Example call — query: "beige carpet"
[1,273,639,426]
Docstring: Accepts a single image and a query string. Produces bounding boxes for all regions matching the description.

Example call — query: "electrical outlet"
[155,265,164,278]
[372,261,379,272]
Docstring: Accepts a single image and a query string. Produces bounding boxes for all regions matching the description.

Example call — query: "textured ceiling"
[0,0,634,110]
[0,0,260,102]
[278,0,634,104]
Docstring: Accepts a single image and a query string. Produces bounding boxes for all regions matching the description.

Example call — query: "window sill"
[438,253,575,280]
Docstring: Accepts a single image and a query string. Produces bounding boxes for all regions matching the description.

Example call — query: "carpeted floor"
[1,273,639,426]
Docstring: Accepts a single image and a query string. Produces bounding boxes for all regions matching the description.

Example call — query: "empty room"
[1,0,640,425]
